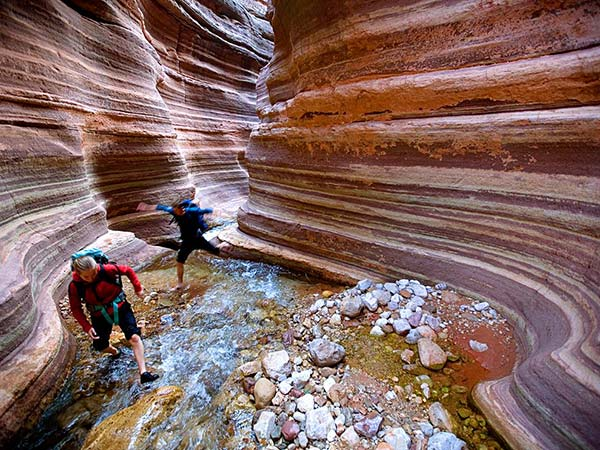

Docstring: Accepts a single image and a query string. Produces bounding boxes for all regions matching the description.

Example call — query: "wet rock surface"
[81,385,184,450]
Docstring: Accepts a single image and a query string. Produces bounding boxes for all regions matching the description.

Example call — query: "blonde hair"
[72,255,97,273]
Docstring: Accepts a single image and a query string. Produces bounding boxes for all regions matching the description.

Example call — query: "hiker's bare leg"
[101,344,119,356]
[129,334,147,374]
[176,262,185,289]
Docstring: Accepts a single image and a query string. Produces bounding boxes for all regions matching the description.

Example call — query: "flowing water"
[18,254,333,450]
[16,251,515,449]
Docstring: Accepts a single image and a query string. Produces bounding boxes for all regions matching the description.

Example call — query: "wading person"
[69,255,159,384]
[136,199,230,289]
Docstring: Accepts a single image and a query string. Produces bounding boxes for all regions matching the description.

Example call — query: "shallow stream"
[18,252,514,449]
[19,254,335,450]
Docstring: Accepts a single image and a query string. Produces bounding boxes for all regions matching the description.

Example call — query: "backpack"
[70,247,110,268]
[70,248,124,325]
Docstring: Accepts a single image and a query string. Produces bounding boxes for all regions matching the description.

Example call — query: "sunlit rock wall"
[0,0,270,444]
[237,1,600,448]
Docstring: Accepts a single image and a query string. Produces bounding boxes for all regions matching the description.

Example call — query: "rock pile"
[232,278,500,449]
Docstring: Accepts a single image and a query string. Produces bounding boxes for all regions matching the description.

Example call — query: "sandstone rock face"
[0,0,270,445]
[237,1,600,448]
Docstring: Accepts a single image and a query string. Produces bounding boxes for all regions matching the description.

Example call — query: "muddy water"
[18,253,516,449]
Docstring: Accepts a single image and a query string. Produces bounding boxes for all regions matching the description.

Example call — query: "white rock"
[362,292,379,312]
[407,296,425,310]
[340,425,361,447]
[473,301,489,311]
[357,279,372,291]
[297,394,315,412]
[418,421,434,436]
[262,350,292,381]
[421,383,431,399]
[393,318,411,336]
[384,282,399,294]
[375,318,388,328]
[400,308,413,319]
[428,402,454,432]
[427,431,466,450]
[384,426,412,450]
[305,407,335,440]
[279,379,292,394]
[253,410,276,442]
[291,369,313,387]
[469,340,489,352]
[293,411,306,422]
[327,429,337,442]
[323,376,336,394]
[370,325,385,336]
[271,391,285,406]
[372,289,392,305]
[297,431,308,447]
[385,390,398,401]
[410,284,428,298]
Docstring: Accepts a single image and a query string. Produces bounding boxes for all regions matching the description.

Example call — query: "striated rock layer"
[0,0,270,445]
[237,1,600,449]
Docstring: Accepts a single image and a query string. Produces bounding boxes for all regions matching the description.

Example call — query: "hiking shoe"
[140,371,159,384]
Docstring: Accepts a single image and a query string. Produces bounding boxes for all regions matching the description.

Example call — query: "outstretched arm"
[187,206,213,215]
[137,202,157,212]
[137,202,174,214]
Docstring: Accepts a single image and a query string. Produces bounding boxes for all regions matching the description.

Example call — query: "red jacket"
[68,264,142,332]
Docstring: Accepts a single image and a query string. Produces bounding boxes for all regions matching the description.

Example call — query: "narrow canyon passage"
[1,1,599,449]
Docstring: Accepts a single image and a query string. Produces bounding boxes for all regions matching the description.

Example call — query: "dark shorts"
[90,301,141,351]
[176,233,219,263]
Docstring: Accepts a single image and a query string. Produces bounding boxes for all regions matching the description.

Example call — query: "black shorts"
[176,234,219,263]
[90,301,141,351]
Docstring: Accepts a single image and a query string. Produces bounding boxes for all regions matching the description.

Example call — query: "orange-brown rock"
[81,385,184,450]
[0,0,270,445]
[236,1,600,449]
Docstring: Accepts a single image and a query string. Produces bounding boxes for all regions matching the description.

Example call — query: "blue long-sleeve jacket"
[156,204,213,242]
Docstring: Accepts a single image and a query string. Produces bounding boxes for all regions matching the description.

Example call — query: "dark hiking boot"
[140,371,159,384]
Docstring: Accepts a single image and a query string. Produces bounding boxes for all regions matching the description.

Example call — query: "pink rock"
[281,420,300,441]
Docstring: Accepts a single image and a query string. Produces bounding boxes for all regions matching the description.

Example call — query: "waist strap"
[91,292,125,326]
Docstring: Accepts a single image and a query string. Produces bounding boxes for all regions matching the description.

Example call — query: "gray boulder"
[307,338,346,367]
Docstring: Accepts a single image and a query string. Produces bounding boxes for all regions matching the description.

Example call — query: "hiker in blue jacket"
[137,199,229,289]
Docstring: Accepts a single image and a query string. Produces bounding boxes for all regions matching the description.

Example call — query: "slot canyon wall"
[232,1,600,449]
[0,0,271,444]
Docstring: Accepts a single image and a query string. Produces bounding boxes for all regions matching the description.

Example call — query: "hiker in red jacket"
[69,255,159,384]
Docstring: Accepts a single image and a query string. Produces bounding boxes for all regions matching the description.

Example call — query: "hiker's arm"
[155,204,174,214]
[68,282,92,333]
[187,206,213,215]
[137,202,174,213]
[117,264,144,296]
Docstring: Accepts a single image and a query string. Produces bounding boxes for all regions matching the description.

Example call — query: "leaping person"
[137,199,230,289]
